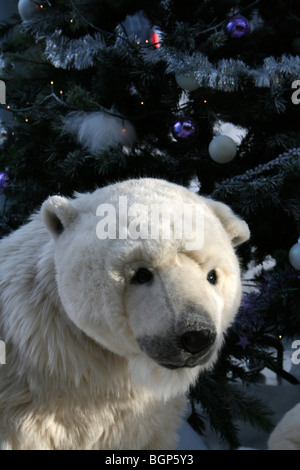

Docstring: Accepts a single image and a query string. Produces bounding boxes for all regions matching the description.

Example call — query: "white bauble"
[208,135,237,163]
[289,241,300,270]
[18,0,40,21]
[63,111,136,152]
[175,73,199,92]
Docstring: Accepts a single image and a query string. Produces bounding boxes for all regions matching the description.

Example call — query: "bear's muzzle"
[180,329,216,355]
[136,312,217,370]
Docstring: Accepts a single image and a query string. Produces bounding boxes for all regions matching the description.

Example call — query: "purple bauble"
[172,116,198,142]
[0,171,9,193]
[224,14,251,39]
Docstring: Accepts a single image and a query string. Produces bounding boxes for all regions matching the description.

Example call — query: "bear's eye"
[131,268,153,285]
[207,270,217,285]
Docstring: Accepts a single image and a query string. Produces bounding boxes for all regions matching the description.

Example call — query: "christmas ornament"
[224,14,251,39]
[121,10,160,48]
[208,135,237,163]
[175,73,199,92]
[172,116,198,142]
[18,0,42,21]
[0,170,9,194]
[63,111,136,152]
[237,335,250,350]
[289,240,300,270]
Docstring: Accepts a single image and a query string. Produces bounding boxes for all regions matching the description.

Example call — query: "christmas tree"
[1,0,300,448]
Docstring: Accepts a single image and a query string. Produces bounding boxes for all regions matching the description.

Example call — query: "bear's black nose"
[181,330,216,355]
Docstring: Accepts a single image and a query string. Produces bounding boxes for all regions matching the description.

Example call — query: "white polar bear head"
[41,178,249,400]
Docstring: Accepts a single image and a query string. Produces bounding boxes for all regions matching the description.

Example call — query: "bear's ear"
[41,195,78,239]
[205,198,250,247]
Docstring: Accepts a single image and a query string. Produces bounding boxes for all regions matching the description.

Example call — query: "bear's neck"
[0,218,135,402]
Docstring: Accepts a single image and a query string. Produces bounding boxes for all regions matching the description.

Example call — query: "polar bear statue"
[268,403,300,450]
[0,178,249,449]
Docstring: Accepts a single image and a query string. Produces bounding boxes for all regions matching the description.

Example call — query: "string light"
[25,118,29,123]
[140,101,144,105]
[6,105,10,110]
[278,334,282,340]
[203,99,207,103]
[70,19,74,23]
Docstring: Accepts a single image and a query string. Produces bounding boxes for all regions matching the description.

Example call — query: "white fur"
[63,111,136,152]
[268,403,300,450]
[0,178,249,449]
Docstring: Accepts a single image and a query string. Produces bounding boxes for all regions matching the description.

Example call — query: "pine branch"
[188,362,275,449]
[230,388,274,434]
